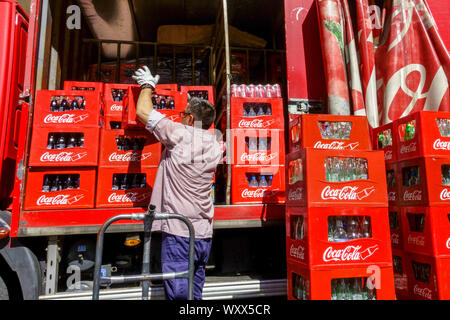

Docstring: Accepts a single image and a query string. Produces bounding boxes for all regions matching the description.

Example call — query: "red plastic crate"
[231,165,285,204]
[103,83,139,117]
[286,206,393,269]
[180,86,215,105]
[230,97,284,130]
[405,252,450,300]
[372,122,397,162]
[99,128,161,167]
[395,111,450,161]
[389,207,403,251]
[28,127,99,167]
[231,129,285,166]
[24,168,96,210]
[386,162,400,206]
[63,81,104,94]
[289,114,372,152]
[95,167,158,208]
[286,149,388,207]
[122,86,188,129]
[397,157,450,206]
[33,90,104,128]
[156,84,178,91]
[392,249,409,299]
[104,115,123,130]
[401,207,450,258]
[287,261,396,300]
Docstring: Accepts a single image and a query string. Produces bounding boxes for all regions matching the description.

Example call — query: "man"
[132,66,222,300]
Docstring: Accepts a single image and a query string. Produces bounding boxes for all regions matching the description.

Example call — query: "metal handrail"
[92,205,195,300]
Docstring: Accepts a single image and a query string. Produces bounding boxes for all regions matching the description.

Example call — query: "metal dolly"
[92,204,195,300]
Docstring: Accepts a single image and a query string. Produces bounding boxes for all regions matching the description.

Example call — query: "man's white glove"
[132,66,160,89]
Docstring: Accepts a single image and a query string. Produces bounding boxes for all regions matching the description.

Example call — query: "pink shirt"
[145,110,222,239]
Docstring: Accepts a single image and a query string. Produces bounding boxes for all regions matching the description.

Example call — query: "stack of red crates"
[229,95,285,204]
[24,83,105,210]
[373,111,450,300]
[286,114,396,300]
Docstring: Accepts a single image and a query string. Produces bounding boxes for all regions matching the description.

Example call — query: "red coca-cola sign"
[43,114,89,124]
[322,245,379,262]
[36,194,85,206]
[313,141,359,150]
[108,152,153,162]
[320,186,375,201]
[238,119,275,129]
[40,151,88,162]
[107,192,149,203]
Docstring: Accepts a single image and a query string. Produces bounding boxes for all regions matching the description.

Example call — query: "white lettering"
[403,190,422,201]
[238,119,275,128]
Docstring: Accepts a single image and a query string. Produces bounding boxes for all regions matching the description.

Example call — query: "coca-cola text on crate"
[103,83,139,117]
[392,249,409,299]
[372,122,397,163]
[24,168,96,210]
[180,86,215,105]
[231,165,285,205]
[389,207,404,251]
[99,128,161,167]
[96,167,158,208]
[286,206,393,269]
[28,127,100,167]
[230,97,284,130]
[286,149,388,208]
[386,162,400,206]
[287,261,396,300]
[231,129,285,166]
[291,114,372,152]
[34,90,104,128]
[395,111,450,161]
[401,206,450,258]
[63,81,104,94]
[405,252,450,300]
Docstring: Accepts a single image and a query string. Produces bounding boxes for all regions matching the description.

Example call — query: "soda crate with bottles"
[389,208,404,250]
[122,86,188,129]
[286,149,388,207]
[392,249,409,299]
[33,90,104,128]
[103,83,139,117]
[28,127,100,167]
[104,116,123,131]
[23,167,97,210]
[372,122,397,163]
[231,129,285,166]
[386,162,400,206]
[180,86,215,105]
[286,206,393,269]
[231,165,285,204]
[229,94,284,130]
[289,114,372,153]
[395,111,450,161]
[95,167,158,208]
[405,252,450,300]
[63,81,104,94]
[287,260,396,300]
[397,156,450,206]
[400,206,450,257]
[99,129,161,167]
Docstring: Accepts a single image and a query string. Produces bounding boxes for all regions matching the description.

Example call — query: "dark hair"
[187,97,216,130]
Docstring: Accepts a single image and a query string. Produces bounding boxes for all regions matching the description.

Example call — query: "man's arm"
[136,88,154,125]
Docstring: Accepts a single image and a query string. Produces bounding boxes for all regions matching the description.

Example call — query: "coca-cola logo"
[44,114,89,124]
[40,152,88,162]
[385,150,393,160]
[322,245,379,262]
[400,142,417,154]
[37,194,84,206]
[107,192,149,203]
[320,186,375,201]
[240,152,278,163]
[413,285,432,300]
[403,190,422,201]
[108,152,152,162]
[110,104,123,112]
[446,238,450,249]
[391,233,399,245]
[290,244,305,260]
[288,188,303,201]
[241,188,278,198]
[238,119,275,128]
[388,191,397,201]
[440,188,450,200]
[433,139,450,151]
[408,234,425,246]
[313,141,359,150]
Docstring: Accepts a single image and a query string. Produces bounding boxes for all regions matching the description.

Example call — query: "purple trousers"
[161,232,212,300]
